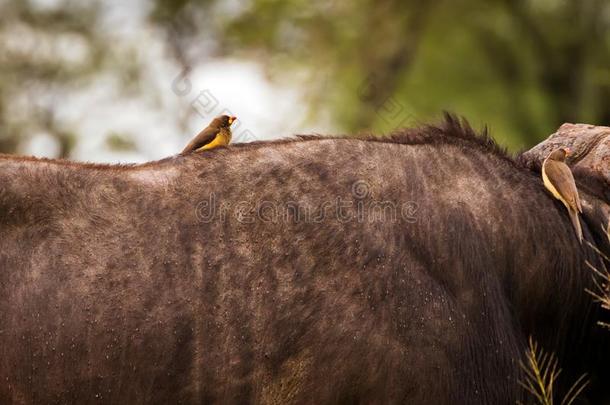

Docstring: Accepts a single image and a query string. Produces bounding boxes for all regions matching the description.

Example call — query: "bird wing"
[543,159,581,212]
[181,127,220,154]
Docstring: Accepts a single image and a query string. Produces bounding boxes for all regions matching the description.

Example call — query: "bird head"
[216,115,237,128]
[549,147,570,161]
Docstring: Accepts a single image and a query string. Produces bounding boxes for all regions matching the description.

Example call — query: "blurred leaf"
[105,132,137,152]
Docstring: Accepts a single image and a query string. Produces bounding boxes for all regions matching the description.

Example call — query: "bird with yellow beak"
[181,115,236,154]
[542,147,583,243]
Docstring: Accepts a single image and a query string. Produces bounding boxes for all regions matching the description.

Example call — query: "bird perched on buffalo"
[181,115,236,154]
[542,147,583,243]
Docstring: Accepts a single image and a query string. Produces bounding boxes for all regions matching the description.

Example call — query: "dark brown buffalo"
[0,116,609,404]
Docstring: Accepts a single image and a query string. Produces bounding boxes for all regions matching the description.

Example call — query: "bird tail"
[569,209,583,244]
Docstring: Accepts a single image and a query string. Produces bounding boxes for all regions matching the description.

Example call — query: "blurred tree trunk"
[353,0,435,131]
[502,0,606,125]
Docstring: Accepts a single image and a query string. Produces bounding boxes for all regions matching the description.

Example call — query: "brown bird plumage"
[181,115,236,154]
[542,148,583,243]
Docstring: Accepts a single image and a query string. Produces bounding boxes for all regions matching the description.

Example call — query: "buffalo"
[0,115,609,404]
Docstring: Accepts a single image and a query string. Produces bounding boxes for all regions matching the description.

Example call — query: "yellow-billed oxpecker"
[182,115,236,154]
[542,147,583,243]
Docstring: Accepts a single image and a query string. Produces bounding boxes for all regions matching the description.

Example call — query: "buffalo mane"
[377,112,510,160]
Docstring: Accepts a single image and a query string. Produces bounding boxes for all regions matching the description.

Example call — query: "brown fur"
[0,115,608,404]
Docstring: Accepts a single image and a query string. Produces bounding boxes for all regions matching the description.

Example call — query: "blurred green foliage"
[151,0,610,150]
[106,131,137,151]
[0,0,608,156]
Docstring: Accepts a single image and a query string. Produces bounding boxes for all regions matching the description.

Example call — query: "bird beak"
[229,116,237,125]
